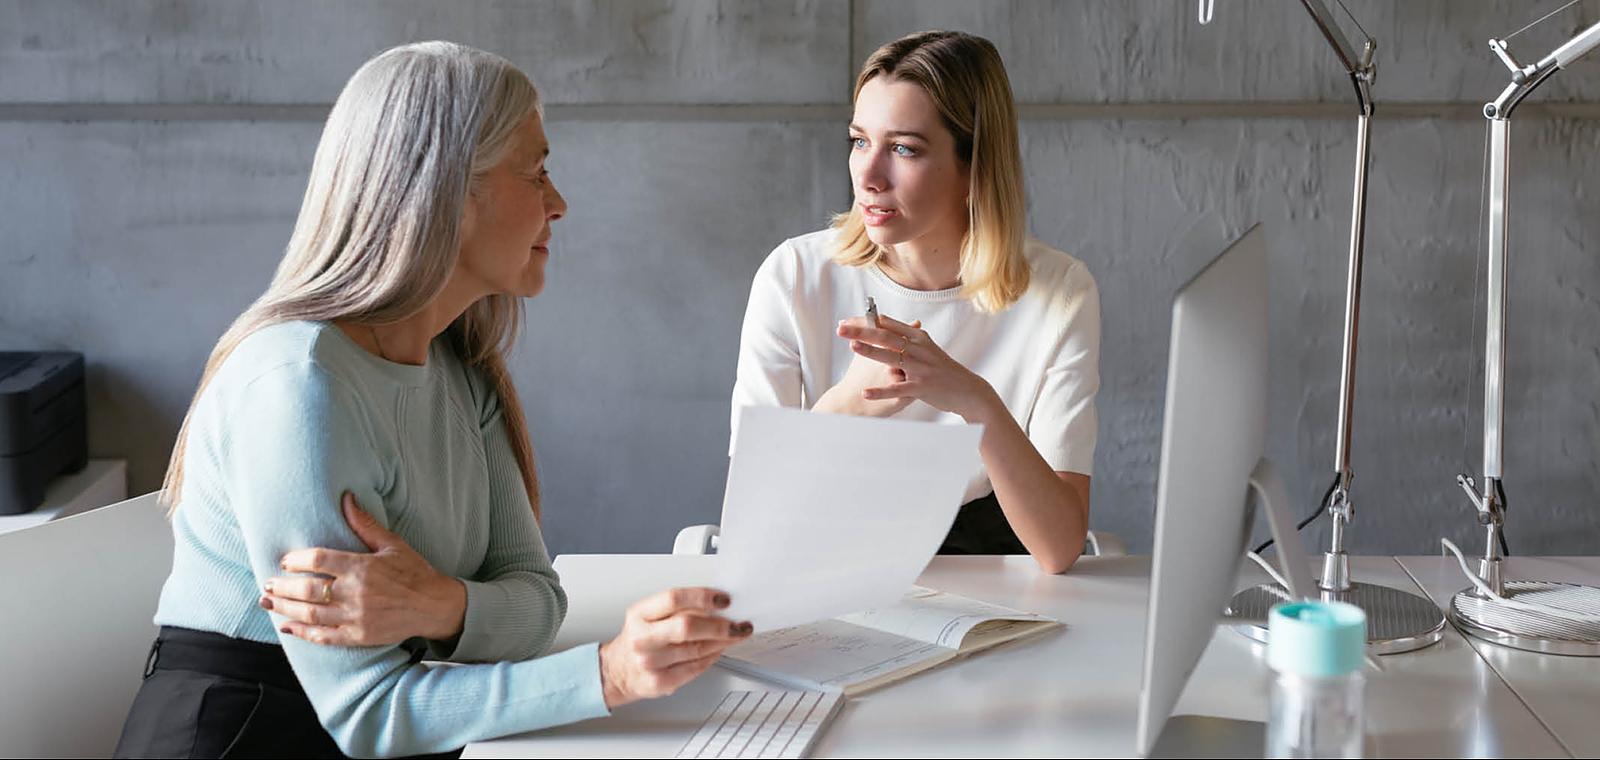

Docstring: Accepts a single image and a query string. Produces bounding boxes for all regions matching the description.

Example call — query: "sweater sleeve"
[729,242,805,453]
[225,362,608,757]
[438,394,568,664]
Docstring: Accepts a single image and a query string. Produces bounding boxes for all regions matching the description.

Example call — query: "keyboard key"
[678,689,842,759]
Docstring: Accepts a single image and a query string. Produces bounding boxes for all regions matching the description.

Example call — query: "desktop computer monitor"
[1133,225,1309,756]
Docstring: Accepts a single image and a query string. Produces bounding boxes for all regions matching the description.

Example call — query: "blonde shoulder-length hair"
[163,41,544,519]
[832,30,1029,313]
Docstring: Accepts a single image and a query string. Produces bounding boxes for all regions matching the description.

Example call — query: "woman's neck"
[879,224,965,291]
[337,277,484,366]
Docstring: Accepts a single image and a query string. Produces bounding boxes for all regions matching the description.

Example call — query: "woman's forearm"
[421,575,468,642]
[810,384,854,414]
[966,391,1089,574]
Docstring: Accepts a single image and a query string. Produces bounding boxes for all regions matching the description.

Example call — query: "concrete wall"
[2,1,1597,557]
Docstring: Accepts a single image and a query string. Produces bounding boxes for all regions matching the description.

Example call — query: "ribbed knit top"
[155,320,607,756]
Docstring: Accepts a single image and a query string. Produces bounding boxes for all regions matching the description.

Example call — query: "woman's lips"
[862,204,899,226]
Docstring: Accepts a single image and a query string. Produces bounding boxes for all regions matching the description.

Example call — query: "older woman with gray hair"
[114,42,748,759]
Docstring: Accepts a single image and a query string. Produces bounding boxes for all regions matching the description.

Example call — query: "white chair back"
[0,491,173,758]
[671,524,1127,557]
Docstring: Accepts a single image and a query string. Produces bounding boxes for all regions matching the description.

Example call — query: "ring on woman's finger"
[319,579,334,604]
[899,336,909,351]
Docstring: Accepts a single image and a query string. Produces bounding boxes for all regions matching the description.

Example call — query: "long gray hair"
[164,41,545,518]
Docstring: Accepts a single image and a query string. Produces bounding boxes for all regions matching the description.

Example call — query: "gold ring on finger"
[321,580,333,604]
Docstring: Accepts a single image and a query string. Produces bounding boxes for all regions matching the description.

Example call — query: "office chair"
[672,523,1126,557]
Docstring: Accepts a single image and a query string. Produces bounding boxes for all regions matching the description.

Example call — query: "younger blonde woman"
[116,42,747,759]
[731,31,1101,574]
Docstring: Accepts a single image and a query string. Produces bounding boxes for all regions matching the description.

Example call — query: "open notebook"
[718,586,1062,696]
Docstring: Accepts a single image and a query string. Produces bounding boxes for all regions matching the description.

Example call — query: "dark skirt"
[938,491,1030,555]
[114,626,462,760]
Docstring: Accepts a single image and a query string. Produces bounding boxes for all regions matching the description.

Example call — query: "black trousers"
[939,491,1029,555]
[114,626,462,760]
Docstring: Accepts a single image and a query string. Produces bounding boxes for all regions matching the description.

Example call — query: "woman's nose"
[856,151,890,194]
[546,181,567,222]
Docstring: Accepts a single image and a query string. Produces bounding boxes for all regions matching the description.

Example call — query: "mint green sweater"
[154,320,608,756]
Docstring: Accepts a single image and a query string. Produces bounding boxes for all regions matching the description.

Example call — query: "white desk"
[1399,555,1600,758]
[465,555,1567,758]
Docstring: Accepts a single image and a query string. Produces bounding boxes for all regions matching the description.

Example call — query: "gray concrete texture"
[1,1,1596,557]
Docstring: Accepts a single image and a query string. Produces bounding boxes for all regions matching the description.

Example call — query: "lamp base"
[1449,581,1600,656]
[1227,581,1445,655]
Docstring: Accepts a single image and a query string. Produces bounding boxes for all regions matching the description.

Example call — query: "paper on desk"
[836,586,1053,648]
[716,406,983,632]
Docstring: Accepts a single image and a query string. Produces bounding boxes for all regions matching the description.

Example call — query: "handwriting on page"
[839,587,1050,647]
[726,619,945,687]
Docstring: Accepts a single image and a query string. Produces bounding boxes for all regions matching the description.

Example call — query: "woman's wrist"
[957,379,1005,426]
[597,639,630,709]
[422,574,468,641]
[811,385,855,415]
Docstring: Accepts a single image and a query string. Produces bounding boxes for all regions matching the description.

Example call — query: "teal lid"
[1267,601,1367,677]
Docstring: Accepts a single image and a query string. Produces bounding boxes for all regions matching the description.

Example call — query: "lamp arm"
[1465,18,1600,585]
[1487,20,1600,119]
[1296,0,1377,521]
[1541,19,1600,71]
[1299,0,1376,115]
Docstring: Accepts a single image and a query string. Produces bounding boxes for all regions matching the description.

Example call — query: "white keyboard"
[675,689,843,759]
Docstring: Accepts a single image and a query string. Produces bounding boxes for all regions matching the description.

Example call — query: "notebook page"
[721,617,946,690]
[837,586,1055,647]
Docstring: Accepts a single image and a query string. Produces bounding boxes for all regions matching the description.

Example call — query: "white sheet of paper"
[716,406,983,631]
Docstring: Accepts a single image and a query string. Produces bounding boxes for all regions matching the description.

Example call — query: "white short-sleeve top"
[731,228,1101,504]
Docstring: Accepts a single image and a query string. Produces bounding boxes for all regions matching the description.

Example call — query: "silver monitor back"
[1135,224,1271,756]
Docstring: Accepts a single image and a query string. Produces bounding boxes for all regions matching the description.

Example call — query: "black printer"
[0,351,87,515]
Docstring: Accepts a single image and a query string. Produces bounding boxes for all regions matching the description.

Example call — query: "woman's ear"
[460,186,481,241]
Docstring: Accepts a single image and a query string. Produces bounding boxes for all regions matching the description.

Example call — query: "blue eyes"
[848,136,917,157]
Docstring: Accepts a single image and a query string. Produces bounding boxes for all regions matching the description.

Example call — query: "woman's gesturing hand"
[262,493,467,646]
[837,314,1001,422]
[598,588,752,709]
[813,316,923,417]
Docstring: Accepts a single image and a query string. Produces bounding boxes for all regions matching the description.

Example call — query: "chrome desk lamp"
[1205,0,1447,653]
[1446,12,1600,656]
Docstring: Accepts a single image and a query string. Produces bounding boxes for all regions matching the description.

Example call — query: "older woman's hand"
[261,493,466,646]
[598,588,752,709]
[837,314,1001,422]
